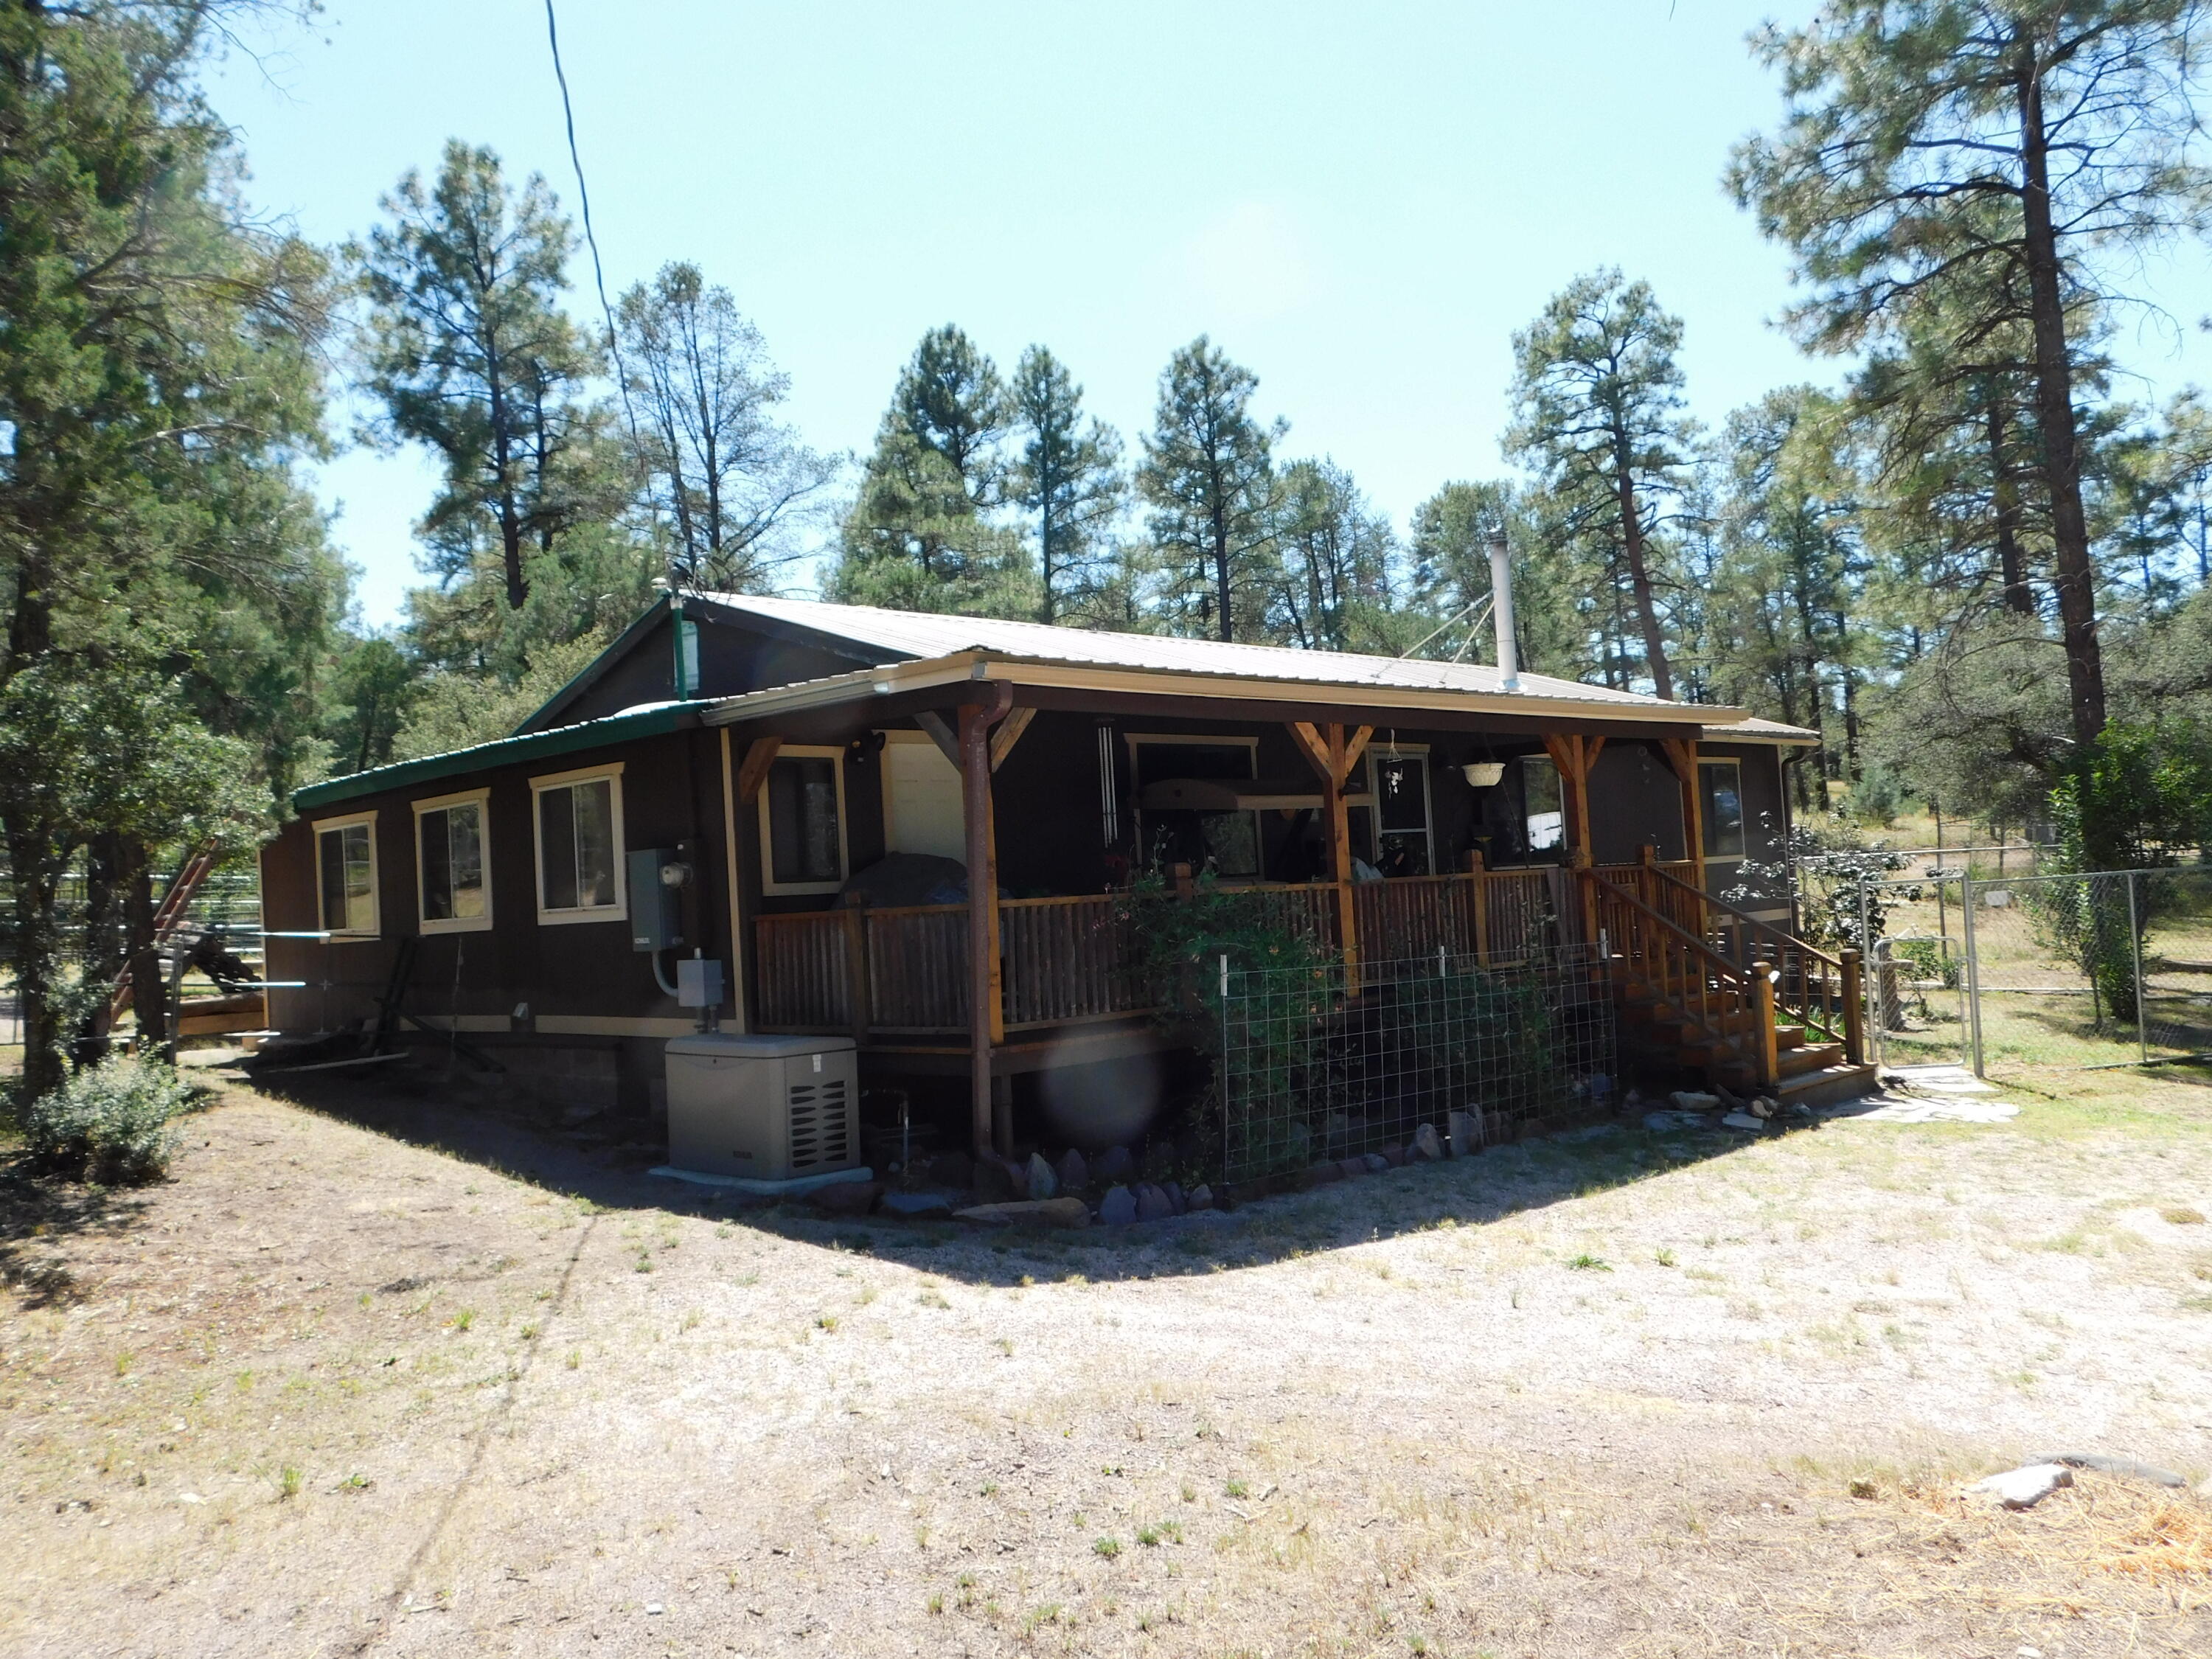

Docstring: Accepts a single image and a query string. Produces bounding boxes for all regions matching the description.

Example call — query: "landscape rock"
[1672,1091,1722,1112]
[1098,1185,1137,1225]
[1095,1145,1137,1183]
[1380,1144,1409,1168]
[1055,1148,1088,1192]
[1362,1152,1391,1174]
[812,1180,883,1217]
[1338,1156,1368,1180]
[878,1191,955,1220]
[1749,1096,1777,1119]
[1721,1111,1766,1131]
[926,1150,974,1190]
[1025,1152,1059,1200]
[1161,1180,1186,1214]
[1186,1183,1214,1211]
[953,1197,1090,1229]
[973,1158,1020,1203]
[1308,1161,1344,1184]
[1413,1123,1446,1161]
[1447,1109,1481,1156]
[1134,1183,1176,1222]
[1966,1463,2073,1509]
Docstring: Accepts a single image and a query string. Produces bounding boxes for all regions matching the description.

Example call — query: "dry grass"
[2,1062,2211,1655]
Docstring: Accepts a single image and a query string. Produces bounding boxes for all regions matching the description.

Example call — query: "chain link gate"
[1858,863,2212,1074]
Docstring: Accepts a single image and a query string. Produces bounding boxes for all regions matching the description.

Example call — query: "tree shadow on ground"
[248,1060,1783,1288]
[0,1160,159,1308]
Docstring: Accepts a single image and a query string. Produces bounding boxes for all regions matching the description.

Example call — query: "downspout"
[961,681,1015,1158]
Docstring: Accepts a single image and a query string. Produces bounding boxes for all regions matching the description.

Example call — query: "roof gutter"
[699,651,1747,728]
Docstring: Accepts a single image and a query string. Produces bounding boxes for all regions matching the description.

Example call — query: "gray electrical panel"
[628,847,685,952]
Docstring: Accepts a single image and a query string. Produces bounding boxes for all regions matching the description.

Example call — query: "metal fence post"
[1857,873,1874,1064]
[2126,870,2148,1065]
[1959,872,1985,1077]
[1218,953,1231,1182]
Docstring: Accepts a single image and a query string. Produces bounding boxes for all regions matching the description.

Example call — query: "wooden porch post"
[1658,738,1706,898]
[961,690,1012,1158]
[1289,720,1372,988]
[1542,734,1604,943]
[1464,849,1491,966]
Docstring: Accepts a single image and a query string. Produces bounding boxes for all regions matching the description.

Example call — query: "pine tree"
[616,262,835,595]
[832,326,1034,616]
[1009,346,1123,625]
[353,142,612,613]
[1138,337,1283,642]
[1506,271,1696,698]
[1731,0,2212,785]
[1267,460,1396,652]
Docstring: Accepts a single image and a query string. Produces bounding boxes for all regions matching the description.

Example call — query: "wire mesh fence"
[1215,943,1617,1185]
[1859,863,2212,1072]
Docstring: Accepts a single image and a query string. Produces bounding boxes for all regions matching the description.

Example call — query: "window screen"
[538,778,619,911]
[1701,760,1746,860]
[419,801,487,922]
[1373,755,1431,875]
[766,755,843,886]
[317,822,376,933]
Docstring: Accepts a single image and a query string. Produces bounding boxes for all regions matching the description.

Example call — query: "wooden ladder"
[105,846,219,1025]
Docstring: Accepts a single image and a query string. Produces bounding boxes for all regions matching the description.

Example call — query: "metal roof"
[698,592,1720,713]
[1700,715,1820,745]
[293,702,705,813]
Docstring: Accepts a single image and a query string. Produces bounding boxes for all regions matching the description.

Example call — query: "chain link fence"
[1215,944,1617,1185]
[1859,863,2212,1073]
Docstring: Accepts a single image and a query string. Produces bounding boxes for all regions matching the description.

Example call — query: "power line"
[543,0,640,450]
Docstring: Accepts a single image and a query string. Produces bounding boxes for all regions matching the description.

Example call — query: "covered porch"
[717,668,1831,1155]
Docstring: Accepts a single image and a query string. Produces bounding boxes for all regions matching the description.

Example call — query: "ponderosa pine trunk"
[2015,46,2106,750]
[1610,427,1675,699]
[1986,393,2035,616]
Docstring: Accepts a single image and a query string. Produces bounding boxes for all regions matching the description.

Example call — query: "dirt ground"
[4,1061,2212,1658]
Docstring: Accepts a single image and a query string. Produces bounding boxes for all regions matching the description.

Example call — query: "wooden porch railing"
[753,865,1569,1037]
[1581,869,1780,1089]
[1638,859,1862,1059]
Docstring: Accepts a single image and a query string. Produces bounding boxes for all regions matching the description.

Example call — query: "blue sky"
[205,1,2212,627]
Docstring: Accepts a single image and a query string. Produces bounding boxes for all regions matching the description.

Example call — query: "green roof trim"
[293,703,706,813]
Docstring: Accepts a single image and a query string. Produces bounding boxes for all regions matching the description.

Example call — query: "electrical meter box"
[664,1033,860,1180]
[627,847,685,952]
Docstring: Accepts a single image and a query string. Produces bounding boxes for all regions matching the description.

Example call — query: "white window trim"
[529,763,629,925]
[412,787,494,935]
[311,809,380,942]
[757,745,849,897]
[1366,747,1434,869]
[1700,757,1747,863]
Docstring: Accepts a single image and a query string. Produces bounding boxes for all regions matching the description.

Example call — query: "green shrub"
[24,1056,197,1183]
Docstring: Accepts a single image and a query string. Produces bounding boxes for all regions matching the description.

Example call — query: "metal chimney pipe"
[1486,529,1520,690]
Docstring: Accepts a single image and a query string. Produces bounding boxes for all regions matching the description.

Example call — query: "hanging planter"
[1461,761,1506,788]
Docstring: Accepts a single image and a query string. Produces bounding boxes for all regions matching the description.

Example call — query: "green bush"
[24,1056,198,1183]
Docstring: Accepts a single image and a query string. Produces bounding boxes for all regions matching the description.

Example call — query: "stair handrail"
[1641,860,1857,1057]
[1643,861,1843,968]
[1580,869,1779,1088]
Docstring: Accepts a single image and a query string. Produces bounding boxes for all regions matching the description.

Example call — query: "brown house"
[265,594,1868,1157]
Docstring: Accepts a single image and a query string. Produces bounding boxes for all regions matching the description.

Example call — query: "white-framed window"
[313,811,380,939]
[1520,754,1563,853]
[758,745,848,896]
[1127,734,1262,880]
[1368,745,1433,875]
[1700,758,1747,860]
[414,787,492,933]
[531,764,627,924]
